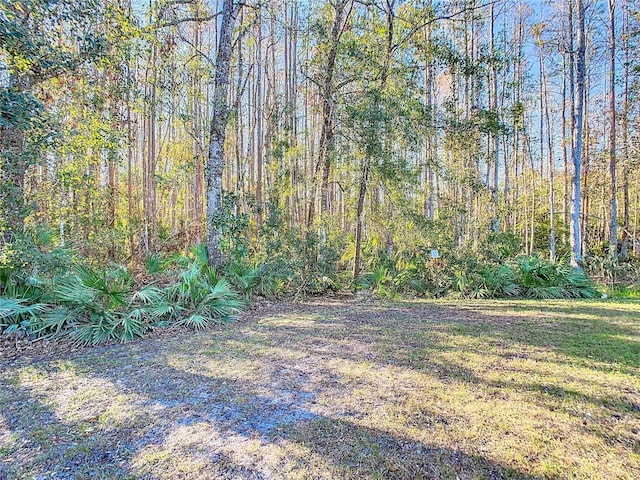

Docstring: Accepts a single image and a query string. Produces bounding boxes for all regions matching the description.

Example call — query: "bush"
[251,201,344,297]
[0,241,244,345]
[358,247,599,300]
[164,253,243,329]
[515,255,599,299]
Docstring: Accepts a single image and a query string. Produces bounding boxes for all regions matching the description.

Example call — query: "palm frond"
[29,307,72,338]
[177,314,211,330]
[207,277,235,298]
[145,253,165,274]
[191,244,209,266]
[145,302,181,319]
[72,312,119,346]
[117,310,149,342]
[130,285,165,305]
[198,299,243,320]
[0,298,49,329]
[49,275,98,306]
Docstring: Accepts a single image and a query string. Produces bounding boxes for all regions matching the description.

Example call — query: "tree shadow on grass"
[0,376,141,479]
[210,301,640,412]
[2,347,545,480]
[2,298,637,479]
[0,370,284,479]
[222,301,640,454]
[93,359,545,480]
[227,300,639,376]
[312,301,640,372]
[426,302,640,371]
[287,416,541,480]
[503,300,638,319]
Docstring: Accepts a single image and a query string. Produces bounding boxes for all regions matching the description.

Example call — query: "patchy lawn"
[1,297,639,479]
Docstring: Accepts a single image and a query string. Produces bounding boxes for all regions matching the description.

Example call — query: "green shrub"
[358,266,399,298]
[164,258,243,329]
[607,285,640,299]
[0,240,244,345]
[252,202,343,297]
[514,255,599,299]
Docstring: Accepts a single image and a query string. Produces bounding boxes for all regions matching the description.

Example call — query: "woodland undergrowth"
[1,222,637,346]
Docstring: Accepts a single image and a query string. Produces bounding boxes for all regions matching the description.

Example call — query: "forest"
[2,2,640,479]
[1,0,640,343]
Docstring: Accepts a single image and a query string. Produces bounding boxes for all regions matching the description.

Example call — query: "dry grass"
[1,297,639,479]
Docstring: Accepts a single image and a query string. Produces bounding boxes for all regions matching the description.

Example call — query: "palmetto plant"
[144,253,166,274]
[478,264,520,298]
[164,257,243,330]
[393,261,430,296]
[452,269,489,299]
[515,255,598,299]
[1,256,244,345]
[0,298,49,335]
[225,263,261,299]
[358,266,399,298]
[37,264,144,345]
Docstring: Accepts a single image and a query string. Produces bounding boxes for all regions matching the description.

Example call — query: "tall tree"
[570,0,586,267]
[0,1,108,239]
[207,0,241,267]
[620,0,631,260]
[608,0,618,261]
[307,0,353,229]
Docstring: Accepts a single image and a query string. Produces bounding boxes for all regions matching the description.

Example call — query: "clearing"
[1,297,639,479]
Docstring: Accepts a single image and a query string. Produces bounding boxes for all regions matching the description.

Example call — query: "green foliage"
[392,259,431,296]
[479,264,520,297]
[479,232,523,262]
[165,255,242,326]
[351,242,599,301]
[0,233,243,344]
[144,253,166,274]
[0,0,110,78]
[585,254,640,289]
[0,89,42,129]
[515,256,599,299]
[358,267,397,298]
[0,298,48,334]
[0,229,74,297]
[607,285,640,299]
[250,200,343,297]
[452,269,489,299]
[213,193,249,263]
[224,263,261,299]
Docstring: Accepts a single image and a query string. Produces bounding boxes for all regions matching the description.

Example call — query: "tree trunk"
[0,74,31,240]
[207,0,240,267]
[490,1,499,233]
[255,11,264,228]
[423,3,435,221]
[193,20,204,244]
[620,3,630,260]
[570,0,585,267]
[307,0,352,230]
[561,44,569,244]
[353,158,370,280]
[537,31,555,262]
[608,0,618,261]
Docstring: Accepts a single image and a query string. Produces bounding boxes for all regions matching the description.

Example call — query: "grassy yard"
[1,297,639,479]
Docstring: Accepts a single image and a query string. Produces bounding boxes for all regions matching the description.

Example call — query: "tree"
[306,0,353,230]
[570,0,586,267]
[0,0,109,239]
[534,22,556,262]
[207,0,241,267]
[608,0,618,261]
[620,0,631,260]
